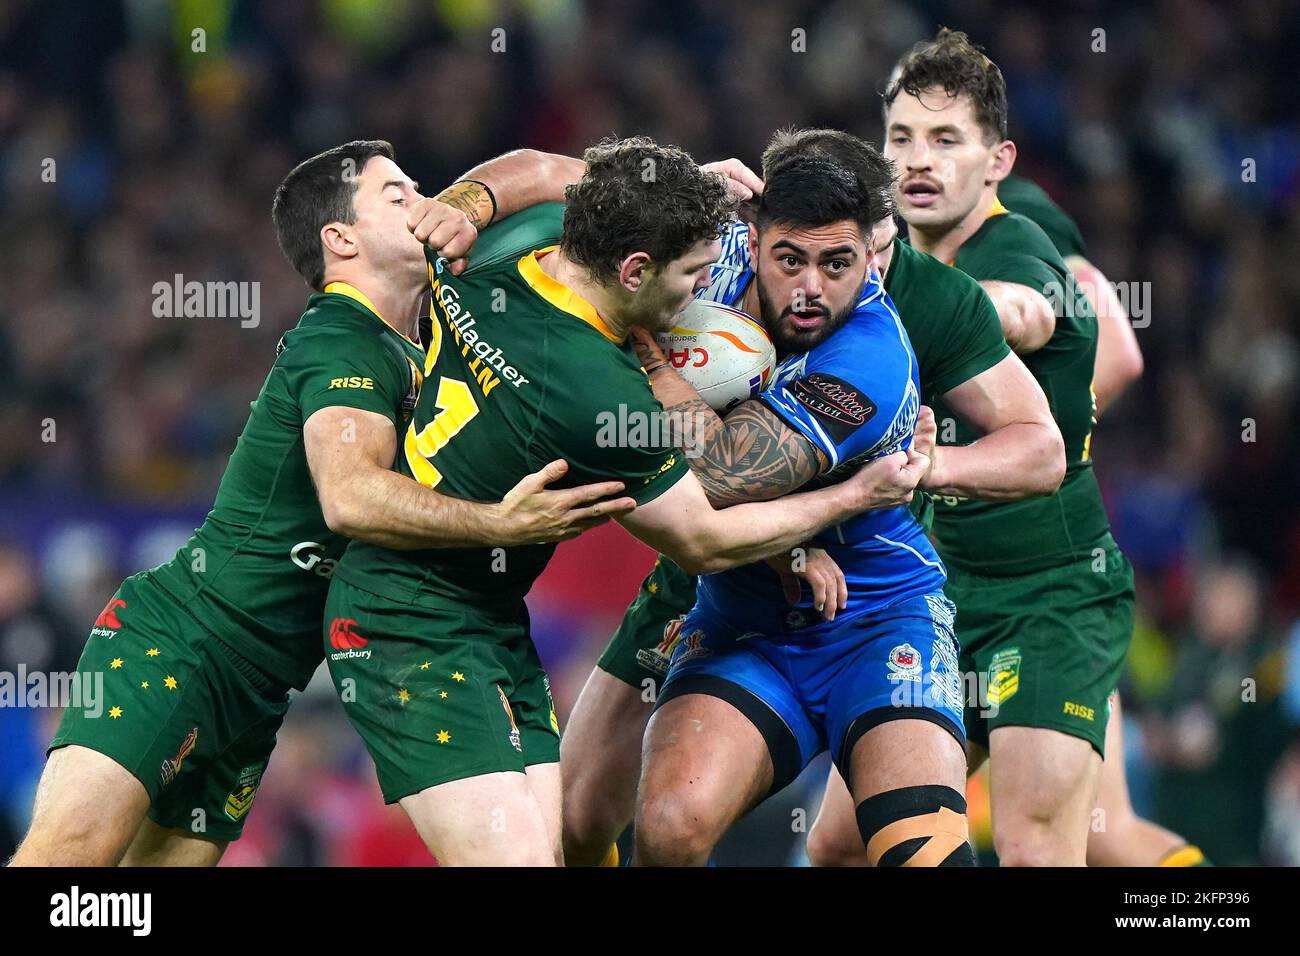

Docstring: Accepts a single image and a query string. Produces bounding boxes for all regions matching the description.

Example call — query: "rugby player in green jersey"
[559,127,1066,867]
[9,141,636,867]
[984,175,1204,867]
[809,29,1148,867]
[322,137,934,866]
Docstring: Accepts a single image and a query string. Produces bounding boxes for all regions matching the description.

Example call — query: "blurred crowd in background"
[1,0,1298,865]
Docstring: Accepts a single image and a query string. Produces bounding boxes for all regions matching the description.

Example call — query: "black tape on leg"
[855,785,975,867]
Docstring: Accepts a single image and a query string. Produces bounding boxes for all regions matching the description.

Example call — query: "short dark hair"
[272,140,395,290]
[561,136,737,282]
[759,127,897,229]
[883,28,1008,143]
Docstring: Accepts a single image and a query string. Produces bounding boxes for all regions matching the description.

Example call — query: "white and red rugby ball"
[655,299,776,412]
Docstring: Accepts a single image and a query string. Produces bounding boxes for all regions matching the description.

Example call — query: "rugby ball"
[656,299,776,412]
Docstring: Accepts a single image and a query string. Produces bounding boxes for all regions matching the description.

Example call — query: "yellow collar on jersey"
[322,281,420,347]
[517,246,623,344]
[945,195,1012,265]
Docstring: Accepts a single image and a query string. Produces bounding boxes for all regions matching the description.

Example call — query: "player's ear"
[747,225,759,264]
[988,139,1016,185]
[618,251,653,293]
[320,222,357,261]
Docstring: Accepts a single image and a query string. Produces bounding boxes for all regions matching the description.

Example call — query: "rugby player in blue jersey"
[628,147,1037,866]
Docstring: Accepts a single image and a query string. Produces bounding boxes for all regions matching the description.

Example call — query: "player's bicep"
[687,398,824,508]
[939,352,1053,436]
[303,406,399,517]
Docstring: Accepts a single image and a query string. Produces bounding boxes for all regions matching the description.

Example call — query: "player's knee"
[855,786,974,867]
[805,818,867,867]
[634,791,719,866]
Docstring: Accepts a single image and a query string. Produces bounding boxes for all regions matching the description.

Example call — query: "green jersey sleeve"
[456,202,566,277]
[957,213,1063,297]
[998,174,1089,260]
[282,316,413,426]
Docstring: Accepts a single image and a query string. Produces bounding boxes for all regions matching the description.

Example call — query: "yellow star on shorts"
[647,581,659,594]
[439,691,449,699]
[452,671,465,682]
[436,730,451,744]
[140,681,149,689]
[109,658,123,669]
[146,648,161,657]
[398,688,411,704]
[109,706,122,719]
[420,661,431,670]
[164,675,178,690]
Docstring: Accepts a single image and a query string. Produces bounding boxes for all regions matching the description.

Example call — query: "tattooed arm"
[630,328,922,512]
[435,149,585,227]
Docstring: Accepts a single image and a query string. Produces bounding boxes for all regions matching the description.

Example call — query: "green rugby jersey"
[151,287,425,689]
[998,173,1089,260]
[883,236,1011,533]
[883,236,1010,405]
[334,206,689,607]
[928,200,1110,575]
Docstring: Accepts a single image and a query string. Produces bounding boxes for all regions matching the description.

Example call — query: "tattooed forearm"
[662,396,823,508]
[432,180,495,230]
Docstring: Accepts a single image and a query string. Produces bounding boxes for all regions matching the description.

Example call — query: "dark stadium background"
[1,0,1297,865]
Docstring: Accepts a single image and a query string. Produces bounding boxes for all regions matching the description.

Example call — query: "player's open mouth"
[902,180,942,206]
[788,309,825,330]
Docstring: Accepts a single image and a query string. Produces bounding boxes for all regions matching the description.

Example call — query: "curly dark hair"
[882,28,1008,143]
[561,136,737,282]
[272,139,394,290]
[759,127,897,228]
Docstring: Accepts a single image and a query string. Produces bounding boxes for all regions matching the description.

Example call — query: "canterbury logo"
[329,618,369,650]
[95,598,126,630]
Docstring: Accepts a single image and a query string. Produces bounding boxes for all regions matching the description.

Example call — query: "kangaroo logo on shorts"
[160,727,199,787]
[90,597,127,638]
[987,648,1022,706]
[887,643,923,682]
[224,763,266,822]
[635,615,686,676]
[496,685,522,752]
[328,618,372,662]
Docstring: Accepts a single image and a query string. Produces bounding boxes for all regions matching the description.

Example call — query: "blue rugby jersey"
[693,221,946,636]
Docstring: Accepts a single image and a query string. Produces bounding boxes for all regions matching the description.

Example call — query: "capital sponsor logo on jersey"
[223,762,266,822]
[90,597,127,638]
[635,615,686,676]
[328,617,372,661]
[327,375,375,390]
[496,684,522,752]
[986,647,1022,706]
[290,541,338,579]
[676,628,712,664]
[791,373,877,443]
[887,643,923,682]
[159,726,199,787]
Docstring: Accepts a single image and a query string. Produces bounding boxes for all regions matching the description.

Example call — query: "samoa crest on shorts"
[887,643,923,682]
